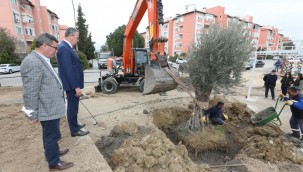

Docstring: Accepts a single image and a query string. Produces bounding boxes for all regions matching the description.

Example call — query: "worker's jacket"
[290,93,303,119]
[203,105,223,120]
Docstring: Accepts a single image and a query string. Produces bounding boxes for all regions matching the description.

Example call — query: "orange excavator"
[97,0,179,94]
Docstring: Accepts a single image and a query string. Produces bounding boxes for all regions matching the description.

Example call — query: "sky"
[40,0,303,51]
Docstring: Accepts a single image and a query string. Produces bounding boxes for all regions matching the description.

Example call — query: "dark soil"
[251,107,276,124]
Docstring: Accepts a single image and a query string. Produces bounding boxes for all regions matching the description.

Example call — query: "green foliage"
[76,4,95,60]
[106,25,145,56]
[283,40,295,50]
[0,27,17,63]
[169,54,179,62]
[180,52,187,58]
[50,57,58,67]
[188,22,254,100]
[100,44,108,52]
[77,50,90,69]
[0,51,13,64]
[30,38,36,52]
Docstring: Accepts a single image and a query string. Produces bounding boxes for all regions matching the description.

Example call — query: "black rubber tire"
[9,69,12,74]
[101,78,118,94]
[139,79,144,93]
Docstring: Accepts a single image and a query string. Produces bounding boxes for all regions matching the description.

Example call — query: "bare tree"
[188,22,254,113]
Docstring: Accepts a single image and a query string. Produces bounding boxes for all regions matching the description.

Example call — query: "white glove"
[22,106,37,120]
[285,100,294,106]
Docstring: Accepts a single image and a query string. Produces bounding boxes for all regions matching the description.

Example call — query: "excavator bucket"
[143,65,179,94]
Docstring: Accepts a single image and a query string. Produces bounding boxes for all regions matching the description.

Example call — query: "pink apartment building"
[141,5,288,57]
[0,0,60,56]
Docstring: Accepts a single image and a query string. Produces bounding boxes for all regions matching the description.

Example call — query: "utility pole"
[71,0,78,50]
[71,0,76,27]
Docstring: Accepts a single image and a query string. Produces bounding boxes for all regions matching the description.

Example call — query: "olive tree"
[188,22,254,111]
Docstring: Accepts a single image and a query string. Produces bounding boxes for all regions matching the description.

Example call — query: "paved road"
[0,59,275,87]
[0,68,105,87]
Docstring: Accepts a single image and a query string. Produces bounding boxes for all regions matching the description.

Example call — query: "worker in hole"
[201,101,228,125]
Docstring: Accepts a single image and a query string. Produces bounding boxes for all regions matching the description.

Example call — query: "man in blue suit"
[57,27,89,137]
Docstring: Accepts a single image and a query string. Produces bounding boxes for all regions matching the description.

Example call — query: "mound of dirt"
[152,95,303,167]
[96,122,209,172]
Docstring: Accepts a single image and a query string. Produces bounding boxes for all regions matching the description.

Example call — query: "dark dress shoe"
[71,130,89,137]
[78,123,85,129]
[59,149,69,157]
[49,161,74,171]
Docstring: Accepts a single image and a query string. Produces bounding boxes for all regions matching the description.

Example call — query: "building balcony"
[204,20,213,25]
[24,35,34,42]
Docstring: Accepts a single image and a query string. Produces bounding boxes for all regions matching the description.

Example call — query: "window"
[197,15,204,22]
[10,0,17,4]
[22,14,34,23]
[205,14,214,20]
[177,17,184,22]
[52,25,58,31]
[15,26,23,34]
[179,26,183,30]
[247,23,252,28]
[24,28,35,36]
[197,24,203,30]
[13,11,20,23]
[174,42,182,48]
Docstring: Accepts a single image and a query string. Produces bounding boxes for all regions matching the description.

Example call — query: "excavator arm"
[123,0,179,94]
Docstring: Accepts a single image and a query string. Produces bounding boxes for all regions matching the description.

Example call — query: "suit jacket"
[56,41,84,91]
[21,51,65,121]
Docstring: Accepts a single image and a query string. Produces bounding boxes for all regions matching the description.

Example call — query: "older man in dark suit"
[21,33,73,170]
[57,27,89,137]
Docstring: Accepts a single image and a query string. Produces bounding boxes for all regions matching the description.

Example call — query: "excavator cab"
[133,48,179,94]
[133,48,148,76]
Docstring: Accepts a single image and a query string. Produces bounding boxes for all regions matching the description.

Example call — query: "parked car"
[273,56,280,60]
[255,60,265,68]
[176,58,187,64]
[167,60,173,65]
[0,64,20,74]
[243,62,251,70]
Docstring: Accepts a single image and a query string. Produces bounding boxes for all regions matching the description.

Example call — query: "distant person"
[20,33,73,170]
[281,72,294,97]
[274,59,282,72]
[57,27,89,137]
[294,73,303,91]
[112,56,117,74]
[106,56,114,74]
[283,87,303,139]
[202,101,228,125]
[263,70,278,100]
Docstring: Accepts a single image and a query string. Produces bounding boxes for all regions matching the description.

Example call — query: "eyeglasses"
[47,44,58,50]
